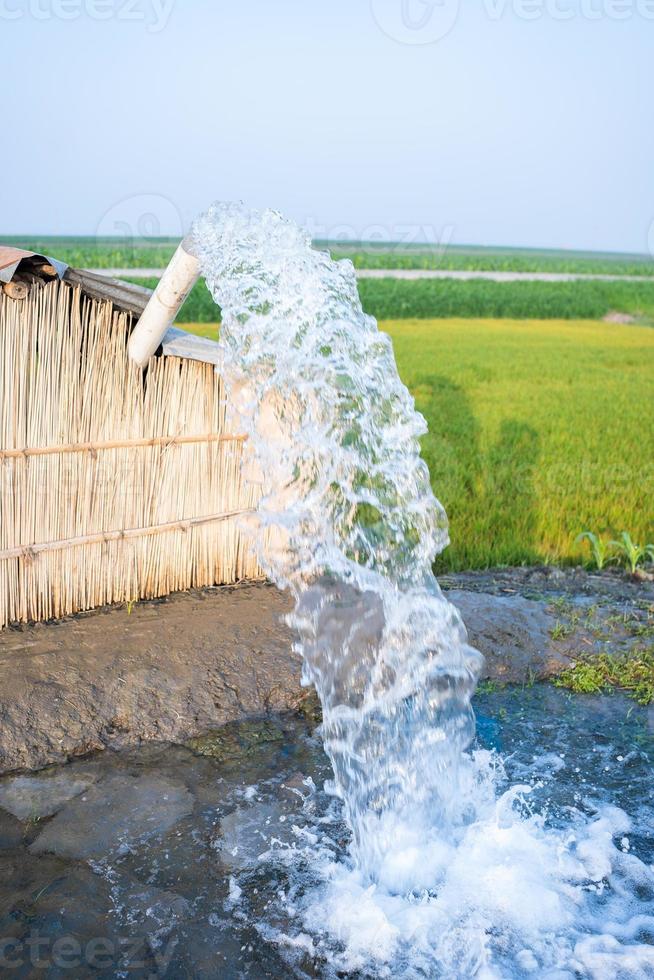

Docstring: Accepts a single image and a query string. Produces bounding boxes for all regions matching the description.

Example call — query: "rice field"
[132,276,654,323]
[180,317,654,571]
[358,278,654,322]
[6,236,654,277]
[328,244,654,277]
[9,234,654,320]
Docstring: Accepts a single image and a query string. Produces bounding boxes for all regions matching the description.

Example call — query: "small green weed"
[550,621,573,641]
[576,530,654,574]
[575,531,614,571]
[550,596,573,614]
[554,648,654,704]
[609,532,654,575]
[476,679,503,695]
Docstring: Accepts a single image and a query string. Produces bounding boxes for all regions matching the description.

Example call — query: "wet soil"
[0,689,651,978]
[0,570,651,775]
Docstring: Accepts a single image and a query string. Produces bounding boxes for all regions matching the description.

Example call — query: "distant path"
[354,270,654,283]
[90,268,654,283]
[89,268,165,279]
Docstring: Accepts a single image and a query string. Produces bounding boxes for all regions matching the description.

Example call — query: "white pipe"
[127,237,200,367]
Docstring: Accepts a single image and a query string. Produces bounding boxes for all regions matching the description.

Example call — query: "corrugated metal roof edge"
[0,246,68,283]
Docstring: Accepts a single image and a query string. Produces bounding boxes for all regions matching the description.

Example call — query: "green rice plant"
[356,278,654,322]
[609,532,654,574]
[575,531,615,570]
[8,236,654,277]
[130,276,654,323]
[326,242,654,277]
[2,236,178,270]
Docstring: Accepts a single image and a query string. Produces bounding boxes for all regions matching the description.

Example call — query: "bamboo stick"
[0,508,255,561]
[0,431,247,459]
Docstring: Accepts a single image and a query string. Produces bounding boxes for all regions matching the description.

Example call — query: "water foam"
[191,203,654,977]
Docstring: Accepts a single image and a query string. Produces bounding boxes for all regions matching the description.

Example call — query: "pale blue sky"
[1,0,652,252]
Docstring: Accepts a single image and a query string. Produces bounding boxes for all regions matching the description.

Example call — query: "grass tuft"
[554,649,654,704]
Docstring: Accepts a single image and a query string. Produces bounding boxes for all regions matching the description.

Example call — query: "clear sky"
[1,0,652,252]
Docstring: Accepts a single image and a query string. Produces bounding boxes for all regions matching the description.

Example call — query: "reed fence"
[0,278,261,628]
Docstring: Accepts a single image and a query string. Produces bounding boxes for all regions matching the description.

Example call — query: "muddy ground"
[0,568,651,774]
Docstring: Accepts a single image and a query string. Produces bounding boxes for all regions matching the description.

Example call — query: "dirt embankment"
[0,569,651,774]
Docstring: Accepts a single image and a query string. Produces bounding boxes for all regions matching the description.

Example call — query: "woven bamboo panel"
[0,279,261,628]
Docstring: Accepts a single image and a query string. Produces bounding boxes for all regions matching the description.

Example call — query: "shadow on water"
[411,376,541,568]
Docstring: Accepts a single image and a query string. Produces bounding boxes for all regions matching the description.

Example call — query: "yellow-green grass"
[179,318,654,570]
[182,322,220,341]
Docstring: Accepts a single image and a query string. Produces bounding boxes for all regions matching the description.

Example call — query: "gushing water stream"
[190,203,654,978]
[191,202,482,874]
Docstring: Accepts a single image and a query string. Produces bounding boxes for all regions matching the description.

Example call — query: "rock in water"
[30,773,193,860]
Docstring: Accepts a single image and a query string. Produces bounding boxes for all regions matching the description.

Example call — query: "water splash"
[191,202,482,871]
[190,203,654,976]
